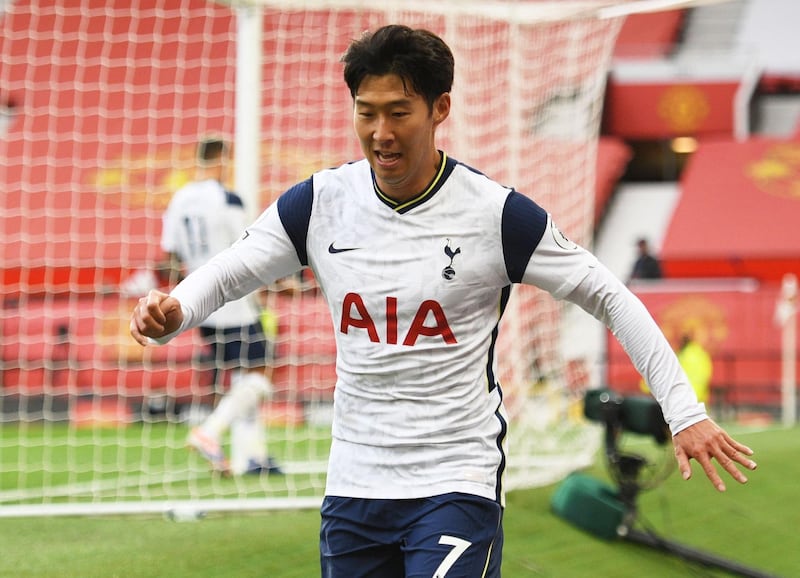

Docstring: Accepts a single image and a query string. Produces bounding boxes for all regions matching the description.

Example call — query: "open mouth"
[376,151,401,166]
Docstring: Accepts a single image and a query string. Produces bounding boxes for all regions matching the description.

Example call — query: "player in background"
[160,137,280,476]
[131,26,756,577]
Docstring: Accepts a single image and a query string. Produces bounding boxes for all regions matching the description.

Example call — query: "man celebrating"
[132,25,755,577]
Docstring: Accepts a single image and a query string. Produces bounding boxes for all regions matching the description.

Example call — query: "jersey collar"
[372,151,456,214]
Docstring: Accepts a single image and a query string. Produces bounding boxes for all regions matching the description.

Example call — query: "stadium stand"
[1,0,797,424]
[660,138,800,281]
[596,0,800,420]
[0,2,341,414]
[0,2,625,412]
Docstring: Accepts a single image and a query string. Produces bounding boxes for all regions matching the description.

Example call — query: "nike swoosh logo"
[328,243,360,254]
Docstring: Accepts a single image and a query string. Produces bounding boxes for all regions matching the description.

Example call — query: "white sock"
[230,410,267,475]
[227,371,272,474]
[200,370,270,440]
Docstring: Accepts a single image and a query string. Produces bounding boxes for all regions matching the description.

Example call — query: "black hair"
[197,138,227,164]
[341,24,454,110]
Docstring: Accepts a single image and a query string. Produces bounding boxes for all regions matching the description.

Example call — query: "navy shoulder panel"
[224,190,244,208]
[501,191,547,283]
[276,178,314,266]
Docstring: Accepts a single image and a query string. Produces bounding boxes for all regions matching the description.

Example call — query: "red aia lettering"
[339,292,379,342]
[340,293,456,345]
[403,300,456,345]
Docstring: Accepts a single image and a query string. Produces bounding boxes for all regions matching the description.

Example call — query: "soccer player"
[160,137,280,477]
[131,25,756,577]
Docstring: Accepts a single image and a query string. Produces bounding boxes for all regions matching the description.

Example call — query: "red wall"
[607,281,798,409]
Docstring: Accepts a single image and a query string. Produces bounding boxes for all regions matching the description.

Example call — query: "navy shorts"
[199,322,271,370]
[320,493,503,578]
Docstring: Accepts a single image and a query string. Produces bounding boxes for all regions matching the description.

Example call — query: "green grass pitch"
[0,425,797,577]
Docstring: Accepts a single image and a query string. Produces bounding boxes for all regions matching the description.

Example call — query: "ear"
[433,92,451,126]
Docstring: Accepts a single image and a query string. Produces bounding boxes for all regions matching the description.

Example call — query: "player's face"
[353,73,450,203]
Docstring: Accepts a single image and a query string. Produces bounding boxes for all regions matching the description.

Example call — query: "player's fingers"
[726,445,757,473]
[131,295,166,338]
[732,439,754,456]
[129,313,151,346]
[696,452,727,492]
[724,434,756,461]
[673,444,692,481]
[715,439,756,483]
[144,291,167,324]
[714,451,747,486]
[733,450,757,471]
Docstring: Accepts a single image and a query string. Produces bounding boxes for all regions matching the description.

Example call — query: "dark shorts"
[320,493,503,578]
[199,322,271,370]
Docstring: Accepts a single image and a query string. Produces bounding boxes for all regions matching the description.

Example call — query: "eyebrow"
[354,96,415,108]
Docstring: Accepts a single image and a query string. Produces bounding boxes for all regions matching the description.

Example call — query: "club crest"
[442,238,461,280]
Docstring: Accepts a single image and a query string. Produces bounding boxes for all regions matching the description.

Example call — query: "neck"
[379,149,443,204]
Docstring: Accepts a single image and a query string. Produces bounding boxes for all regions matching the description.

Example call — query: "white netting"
[0,0,631,516]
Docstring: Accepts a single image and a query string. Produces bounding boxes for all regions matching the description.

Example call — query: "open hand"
[673,418,757,491]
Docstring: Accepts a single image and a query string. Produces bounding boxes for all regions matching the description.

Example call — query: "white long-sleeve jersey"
[164,154,707,505]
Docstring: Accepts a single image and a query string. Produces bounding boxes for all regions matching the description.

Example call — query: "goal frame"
[229,0,732,215]
[1,0,724,518]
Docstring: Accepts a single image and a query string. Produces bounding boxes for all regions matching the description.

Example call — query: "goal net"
[0,0,631,516]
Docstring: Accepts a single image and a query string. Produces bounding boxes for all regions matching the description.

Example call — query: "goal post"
[0,0,697,517]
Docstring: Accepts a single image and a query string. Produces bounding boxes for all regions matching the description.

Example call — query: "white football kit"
[161,178,260,328]
[164,154,707,505]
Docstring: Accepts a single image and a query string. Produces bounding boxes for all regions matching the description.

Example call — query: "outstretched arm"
[562,262,757,491]
[129,289,185,346]
[504,206,758,491]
